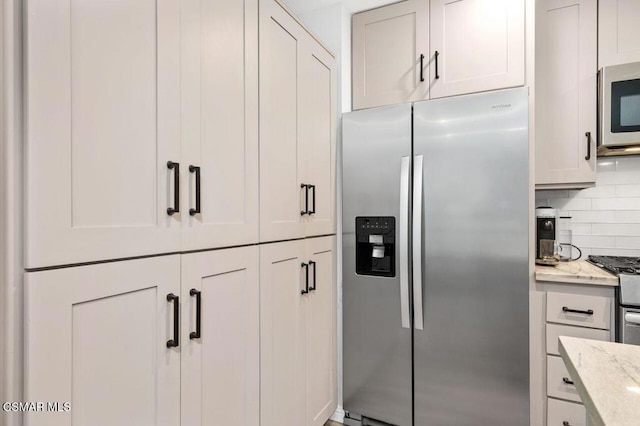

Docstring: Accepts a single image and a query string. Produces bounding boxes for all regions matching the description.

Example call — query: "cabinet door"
[24,256,180,426]
[599,0,640,67]
[181,247,259,426]
[260,240,306,426]
[535,0,597,187]
[25,0,181,268]
[429,0,525,98]
[300,37,337,237]
[352,0,429,110]
[305,237,337,426]
[180,0,259,250]
[259,0,306,242]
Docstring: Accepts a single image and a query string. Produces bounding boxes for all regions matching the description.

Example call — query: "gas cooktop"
[588,255,640,275]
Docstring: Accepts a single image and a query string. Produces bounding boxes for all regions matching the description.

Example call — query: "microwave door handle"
[399,156,411,329]
[412,155,424,330]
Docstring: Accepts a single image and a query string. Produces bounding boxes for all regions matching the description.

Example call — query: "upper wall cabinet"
[25,0,181,268]
[599,0,640,67]
[429,0,525,99]
[25,0,260,268]
[259,0,336,242]
[180,0,259,251]
[352,0,525,110]
[352,0,429,110]
[535,0,597,188]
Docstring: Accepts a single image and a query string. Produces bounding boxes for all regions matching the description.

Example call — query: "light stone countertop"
[535,260,618,286]
[559,337,640,426]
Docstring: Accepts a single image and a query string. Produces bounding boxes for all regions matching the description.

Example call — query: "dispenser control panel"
[355,216,395,277]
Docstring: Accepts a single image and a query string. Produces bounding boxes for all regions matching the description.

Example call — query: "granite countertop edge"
[535,259,618,287]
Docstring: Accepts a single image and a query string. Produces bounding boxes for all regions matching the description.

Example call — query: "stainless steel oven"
[620,307,640,345]
[599,61,640,156]
[619,274,640,345]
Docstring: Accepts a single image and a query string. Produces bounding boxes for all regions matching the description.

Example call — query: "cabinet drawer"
[547,356,582,403]
[547,398,586,426]
[546,323,611,356]
[547,292,612,330]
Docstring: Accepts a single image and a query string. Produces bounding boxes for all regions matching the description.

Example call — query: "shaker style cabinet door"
[180,0,259,250]
[25,0,181,269]
[305,237,337,426]
[535,0,597,188]
[299,37,337,237]
[181,247,259,426]
[352,0,430,110]
[599,0,640,67]
[260,239,307,426]
[259,0,307,242]
[429,0,525,99]
[24,256,181,426]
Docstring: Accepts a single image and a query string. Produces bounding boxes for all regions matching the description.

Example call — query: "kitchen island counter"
[559,336,640,426]
[535,260,618,286]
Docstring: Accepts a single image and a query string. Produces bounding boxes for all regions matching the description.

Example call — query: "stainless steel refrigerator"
[342,88,529,426]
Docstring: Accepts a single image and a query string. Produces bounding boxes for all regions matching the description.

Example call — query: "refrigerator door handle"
[413,155,424,330]
[399,156,411,329]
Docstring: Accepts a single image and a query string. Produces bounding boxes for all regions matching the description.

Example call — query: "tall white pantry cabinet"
[22,0,337,425]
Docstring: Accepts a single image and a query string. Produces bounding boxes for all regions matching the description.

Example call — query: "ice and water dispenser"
[355,216,396,277]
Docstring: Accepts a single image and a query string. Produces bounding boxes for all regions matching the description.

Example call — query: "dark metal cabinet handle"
[434,51,440,79]
[309,185,316,215]
[167,161,180,215]
[563,306,594,315]
[166,293,179,348]
[420,54,425,82]
[563,421,572,426]
[585,132,592,161]
[189,165,201,216]
[300,184,309,215]
[301,262,309,294]
[189,289,201,340]
[309,260,317,291]
[562,377,574,386]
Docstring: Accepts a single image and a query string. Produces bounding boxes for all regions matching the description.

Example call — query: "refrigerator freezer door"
[343,103,413,426]
[412,88,530,426]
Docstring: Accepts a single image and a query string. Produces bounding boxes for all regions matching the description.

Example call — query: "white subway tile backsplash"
[615,158,640,172]
[548,198,592,210]
[592,198,640,211]
[569,223,592,235]
[615,211,640,223]
[569,185,616,199]
[592,223,640,236]
[573,235,616,249]
[569,210,616,223]
[616,236,640,249]
[615,184,640,197]
[595,170,640,185]
[590,247,640,257]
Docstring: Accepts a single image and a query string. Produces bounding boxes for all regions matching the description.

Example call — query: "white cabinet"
[25,0,181,269]
[180,0,259,251]
[599,0,640,67]
[24,256,181,426]
[259,0,336,242]
[260,236,337,426]
[351,0,525,109]
[181,246,259,426]
[535,0,597,188]
[429,0,525,99]
[352,0,429,110]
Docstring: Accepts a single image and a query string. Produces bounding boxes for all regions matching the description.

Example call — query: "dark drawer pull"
[167,161,180,215]
[166,293,179,348]
[189,289,201,340]
[562,377,574,386]
[562,306,594,315]
[309,260,317,291]
[309,184,316,215]
[563,421,572,426]
[189,165,201,216]
[300,184,309,215]
[585,131,592,161]
[301,262,309,295]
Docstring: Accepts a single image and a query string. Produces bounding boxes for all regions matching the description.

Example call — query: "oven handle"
[625,312,640,325]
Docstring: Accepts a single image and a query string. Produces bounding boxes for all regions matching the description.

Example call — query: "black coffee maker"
[535,207,556,260]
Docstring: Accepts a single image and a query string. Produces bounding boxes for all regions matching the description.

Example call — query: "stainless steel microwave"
[599,61,640,156]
